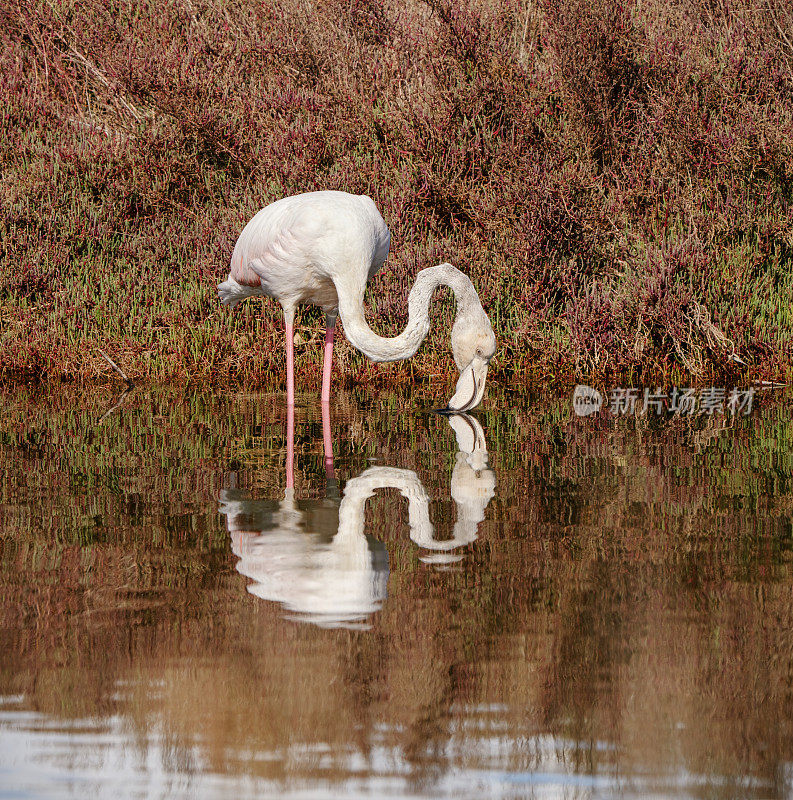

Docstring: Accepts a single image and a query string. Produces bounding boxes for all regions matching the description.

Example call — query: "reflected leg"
[286,398,295,489]
[322,399,334,479]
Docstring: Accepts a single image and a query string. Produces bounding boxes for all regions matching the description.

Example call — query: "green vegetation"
[1,0,791,390]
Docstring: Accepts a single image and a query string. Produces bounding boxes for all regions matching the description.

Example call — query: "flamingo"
[218,191,496,412]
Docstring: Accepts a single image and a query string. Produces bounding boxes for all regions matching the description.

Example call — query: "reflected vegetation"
[1,386,792,798]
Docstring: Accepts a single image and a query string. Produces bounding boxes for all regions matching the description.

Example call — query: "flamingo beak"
[445,357,489,413]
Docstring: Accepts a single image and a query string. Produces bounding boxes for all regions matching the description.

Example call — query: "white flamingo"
[218,191,496,411]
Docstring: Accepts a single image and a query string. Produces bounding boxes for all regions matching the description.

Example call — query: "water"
[1,386,792,799]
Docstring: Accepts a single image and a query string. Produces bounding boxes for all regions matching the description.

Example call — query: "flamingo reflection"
[219,408,495,628]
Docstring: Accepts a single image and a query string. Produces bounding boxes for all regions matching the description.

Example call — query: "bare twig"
[766,1,793,58]
[98,349,134,388]
[753,379,788,390]
[63,47,144,123]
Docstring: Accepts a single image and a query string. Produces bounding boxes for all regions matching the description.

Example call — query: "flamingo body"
[220,191,390,319]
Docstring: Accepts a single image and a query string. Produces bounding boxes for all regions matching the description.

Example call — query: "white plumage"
[218,191,496,411]
[219,191,390,314]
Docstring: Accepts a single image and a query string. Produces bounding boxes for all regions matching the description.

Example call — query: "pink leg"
[286,397,294,489]
[285,319,295,408]
[284,309,295,488]
[321,317,335,476]
[321,316,336,406]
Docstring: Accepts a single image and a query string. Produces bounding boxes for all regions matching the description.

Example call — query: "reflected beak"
[447,412,486,456]
[445,357,489,413]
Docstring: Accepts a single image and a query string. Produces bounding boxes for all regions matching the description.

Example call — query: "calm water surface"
[1,386,792,799]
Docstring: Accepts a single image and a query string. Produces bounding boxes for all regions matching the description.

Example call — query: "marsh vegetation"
[1,0,791,389]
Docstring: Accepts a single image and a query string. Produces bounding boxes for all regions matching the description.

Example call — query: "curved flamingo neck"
[337,263,478,363]
[337,467,432,544]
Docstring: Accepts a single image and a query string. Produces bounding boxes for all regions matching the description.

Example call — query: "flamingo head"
[445,304,496,413]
